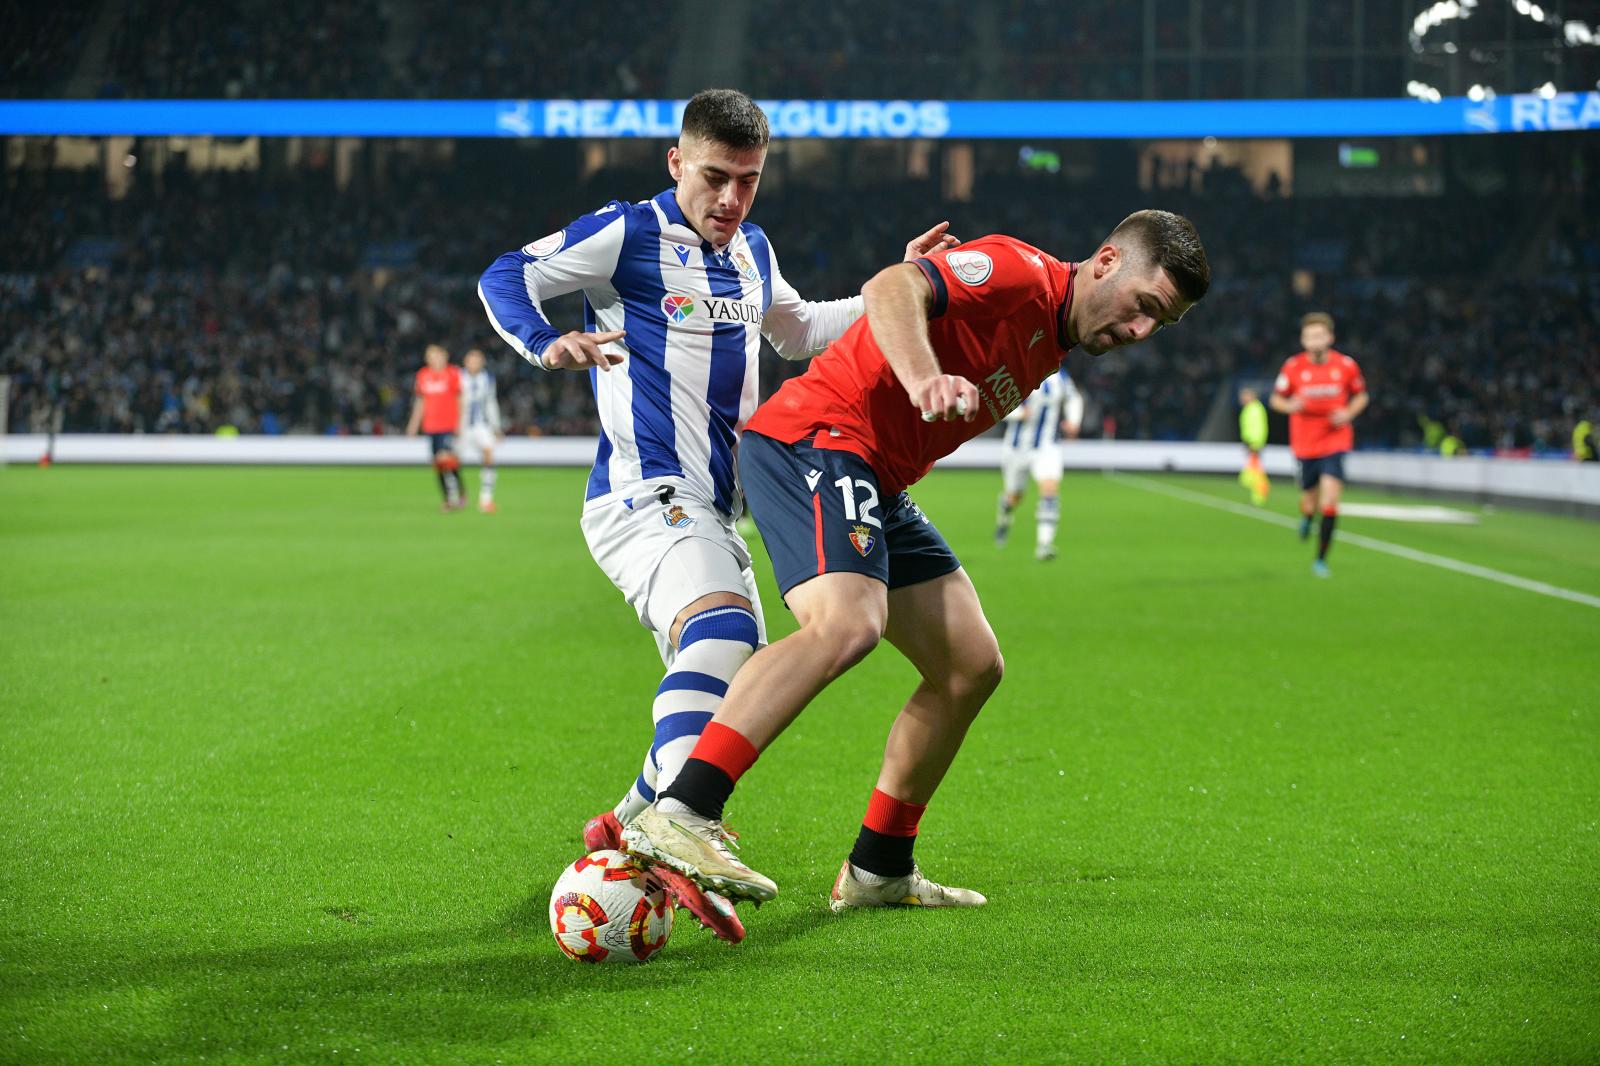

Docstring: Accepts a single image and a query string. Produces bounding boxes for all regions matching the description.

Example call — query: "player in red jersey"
[1269,312,1368,577]
[623,211,1211,910]
[404,344,465,511]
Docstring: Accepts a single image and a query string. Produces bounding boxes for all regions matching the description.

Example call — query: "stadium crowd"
[4,137,1596,451]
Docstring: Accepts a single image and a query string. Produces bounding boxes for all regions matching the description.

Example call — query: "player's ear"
[667,145,684,182]
[1095,244,1119,279]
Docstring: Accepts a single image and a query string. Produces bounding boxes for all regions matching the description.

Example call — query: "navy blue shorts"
[428,432,457,457]
[1298,451,1346,490]
[739,431,960,599]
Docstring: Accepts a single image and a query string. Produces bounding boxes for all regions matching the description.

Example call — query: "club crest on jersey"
[849,523,876,557]
[661,293,696,322]
[522,231,565,259]
[731,248,761,283]
[946,250,993,286]
[663,505,695,529]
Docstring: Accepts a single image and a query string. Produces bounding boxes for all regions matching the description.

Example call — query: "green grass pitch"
[2,464,1597,1064]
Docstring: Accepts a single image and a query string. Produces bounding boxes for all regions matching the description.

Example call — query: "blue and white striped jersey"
[1001,370,1084,452]
[478,188,863,515]
[460,369,502,432]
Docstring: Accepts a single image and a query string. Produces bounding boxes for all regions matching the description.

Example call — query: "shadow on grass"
[2,891,835,1062]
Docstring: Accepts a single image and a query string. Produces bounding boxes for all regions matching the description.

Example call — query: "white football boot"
[828,860,987,912]
[622,803,778,903]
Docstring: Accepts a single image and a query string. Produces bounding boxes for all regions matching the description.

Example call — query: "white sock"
[1036,495,1059,550]
[850,863,892,886]
[613,768,655,825]
[614,606,758,813]
[479,465,497,502]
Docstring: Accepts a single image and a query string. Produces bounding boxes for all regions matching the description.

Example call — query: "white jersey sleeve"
[477,203,628,370]
[759,243,864,361]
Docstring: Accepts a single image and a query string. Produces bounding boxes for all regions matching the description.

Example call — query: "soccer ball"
[548,849,673,963]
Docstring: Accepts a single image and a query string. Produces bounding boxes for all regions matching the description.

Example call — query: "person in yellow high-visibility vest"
[1575,419,1597,462]
[1238,387,1270,505]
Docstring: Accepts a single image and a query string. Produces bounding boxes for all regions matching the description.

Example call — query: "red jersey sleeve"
[1344,355,1366,395]
[1273,357,1298,397]
[911,236,1052,322]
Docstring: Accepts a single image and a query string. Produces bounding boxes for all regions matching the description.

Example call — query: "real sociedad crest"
[663,505,695,528]
[732,248,761,284]
[849,523,876,556]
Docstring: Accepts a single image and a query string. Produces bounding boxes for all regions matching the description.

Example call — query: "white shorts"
[581,492,769,665]
[458,424,498,457]
[1000,443,1063,495]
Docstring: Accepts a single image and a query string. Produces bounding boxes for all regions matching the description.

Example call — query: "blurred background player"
[477,88,958,941]
[1270,313,1368,577]
[994,368,1083,560]
[1237,386,1270,506]
[458,349,504,513]
[404,344,463,511]
[1574,417,1597,462]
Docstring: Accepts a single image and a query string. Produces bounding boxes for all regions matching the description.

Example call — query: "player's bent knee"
[816,618,884,678]
[953,643,1004,707]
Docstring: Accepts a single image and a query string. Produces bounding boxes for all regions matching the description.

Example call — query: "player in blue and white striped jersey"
[995,369,1084,561]
[458,349,504,513]
[478,89,957,942]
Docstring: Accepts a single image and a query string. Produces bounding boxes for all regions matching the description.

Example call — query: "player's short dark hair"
[1106,209,1210,303]
[680,89,770,151]
[1301,311,1335,332]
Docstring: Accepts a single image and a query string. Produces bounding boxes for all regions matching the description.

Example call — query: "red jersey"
[415,365,461,434]
[1274,349,1365,459]
[746,235,1076,495]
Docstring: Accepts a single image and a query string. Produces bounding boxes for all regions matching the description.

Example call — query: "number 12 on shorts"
[834,476,882,528]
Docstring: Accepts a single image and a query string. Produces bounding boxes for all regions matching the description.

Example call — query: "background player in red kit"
[624,211,1211,912]
[1270,312,1368,577]
[404,343,465,511]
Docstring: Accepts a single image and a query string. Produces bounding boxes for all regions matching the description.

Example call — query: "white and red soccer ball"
[549,850,673,963]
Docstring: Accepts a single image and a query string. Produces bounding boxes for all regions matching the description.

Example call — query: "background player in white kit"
[477,89,957,941]
[994,369,1083,561]
[458,349,504,513]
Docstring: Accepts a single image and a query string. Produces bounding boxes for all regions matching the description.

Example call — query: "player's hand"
[540,329,626,372]
[909,374,979,422]
[1279,397,1303,414]
[405,425,419,437]
[1062,420,1081,440]
[1329,406,1351,426]
[903,221,961,262]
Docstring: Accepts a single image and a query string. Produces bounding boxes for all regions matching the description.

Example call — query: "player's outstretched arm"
[537,330,627,372]
[404,396,424,436]
[861,263,977,422]
[903,221,961,262]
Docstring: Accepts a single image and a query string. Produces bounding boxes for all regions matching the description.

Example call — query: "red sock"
[686,721,760,783]
[862,788,927,837]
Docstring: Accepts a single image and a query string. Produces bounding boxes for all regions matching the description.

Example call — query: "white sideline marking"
[1337,503,1480,525]
[1109,473,1600,611]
